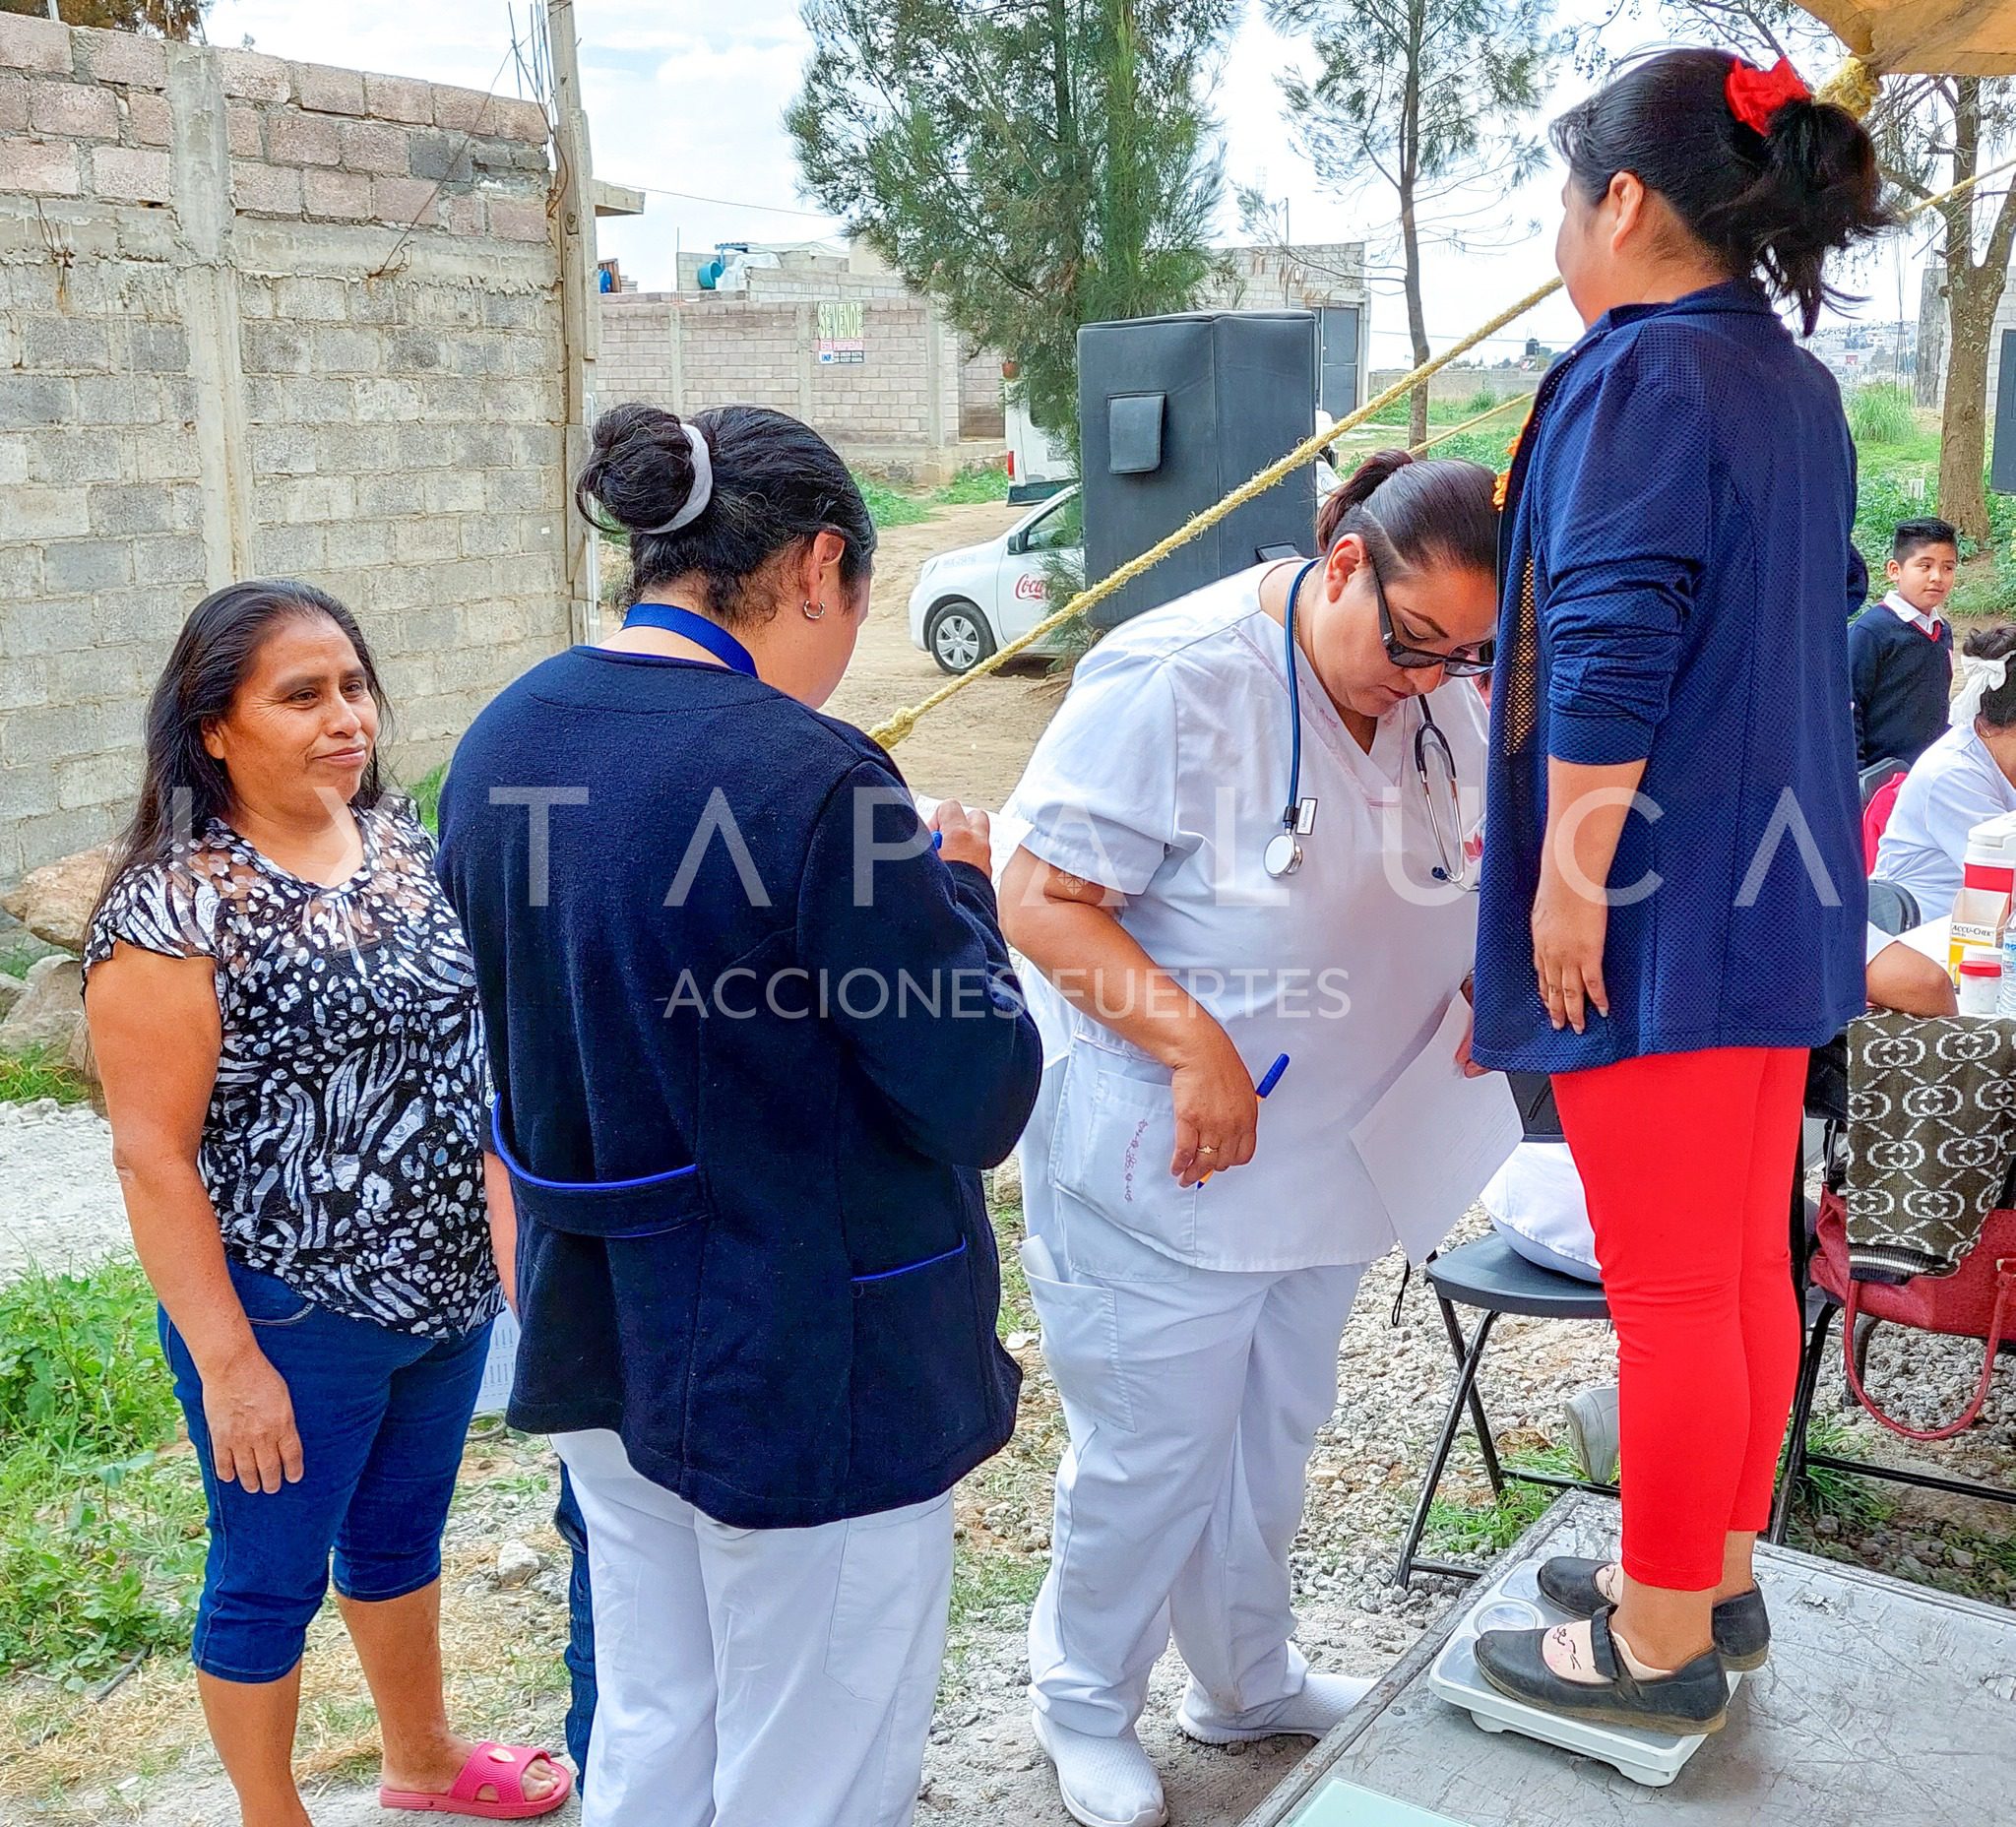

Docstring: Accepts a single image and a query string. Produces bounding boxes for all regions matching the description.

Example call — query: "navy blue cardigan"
[436,648,1040,1528]
[1473,282,1866,1073]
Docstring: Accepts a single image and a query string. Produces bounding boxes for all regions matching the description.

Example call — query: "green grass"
[850,471,934,530]
[1418,1443,1587,1561]
[932,465,1012,506]
[0,1046,93,1107]
[1782,1410,1898,1533]
[408,762,447,837]
[1366,385,1534,431]
[1847,381,1919,447]
[0,1259,206,1682]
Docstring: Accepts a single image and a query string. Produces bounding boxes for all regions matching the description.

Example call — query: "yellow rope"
[1818,54,1881,117]
[868,81,2012,752]
[870,274,1564,747]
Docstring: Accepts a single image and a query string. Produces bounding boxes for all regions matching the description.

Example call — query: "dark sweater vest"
[1848,601,1953,769]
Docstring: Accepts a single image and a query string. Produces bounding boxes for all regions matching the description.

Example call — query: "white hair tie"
[1952,653,2009,728]
[635,423,714,536]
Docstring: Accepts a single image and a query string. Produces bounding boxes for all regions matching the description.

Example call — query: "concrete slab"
[1244,1490,2016,1826]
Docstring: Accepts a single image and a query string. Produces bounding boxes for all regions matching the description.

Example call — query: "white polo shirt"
[1873,722,2016,919]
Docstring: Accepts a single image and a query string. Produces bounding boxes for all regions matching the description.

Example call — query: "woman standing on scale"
[1468,50,1888,1733]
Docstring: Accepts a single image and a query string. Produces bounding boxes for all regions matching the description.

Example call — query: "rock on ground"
[0,1098,128,1285]
[0,973,25,1021]
[0,954,84,1058]
[0,846,112,954]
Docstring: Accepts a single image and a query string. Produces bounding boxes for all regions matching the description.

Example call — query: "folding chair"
[1393,1230,1616,1588]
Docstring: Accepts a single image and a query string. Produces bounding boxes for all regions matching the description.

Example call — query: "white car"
[909,486,1081,674]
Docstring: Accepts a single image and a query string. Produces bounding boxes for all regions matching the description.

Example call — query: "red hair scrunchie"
[1726,55,1810,135]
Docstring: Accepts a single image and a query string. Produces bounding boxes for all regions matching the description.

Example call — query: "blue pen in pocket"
[1201,1053,1291,1185]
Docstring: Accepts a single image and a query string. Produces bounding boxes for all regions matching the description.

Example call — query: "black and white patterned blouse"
[83,799,499,1340]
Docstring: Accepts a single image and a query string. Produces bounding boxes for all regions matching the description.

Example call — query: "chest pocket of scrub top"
[1048,1049,1199,1258]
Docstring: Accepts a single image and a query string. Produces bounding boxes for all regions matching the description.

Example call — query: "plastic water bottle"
[1999,924,2016,1016]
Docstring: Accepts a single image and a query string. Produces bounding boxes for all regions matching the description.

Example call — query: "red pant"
[1552,1047,1806,1591]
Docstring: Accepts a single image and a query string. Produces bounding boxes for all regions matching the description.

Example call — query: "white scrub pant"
[552,1427,953,1827]
[1022,1171,1365,1738]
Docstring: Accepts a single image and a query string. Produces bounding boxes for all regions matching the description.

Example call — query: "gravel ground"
[0,1098,128,1285]
[7,1086,2013,1821]
[17,1189,2016,1827]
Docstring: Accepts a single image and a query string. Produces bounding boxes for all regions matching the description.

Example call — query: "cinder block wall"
[598,285,973,478]
[0,14,569,883]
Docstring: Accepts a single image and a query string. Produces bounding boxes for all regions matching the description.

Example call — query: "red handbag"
[1812,1190,2016,1443]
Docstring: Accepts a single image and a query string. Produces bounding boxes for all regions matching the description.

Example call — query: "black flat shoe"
[1536,1557,1771,1673]
[1474,1608,1729,1737]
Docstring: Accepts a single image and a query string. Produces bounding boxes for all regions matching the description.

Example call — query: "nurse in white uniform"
[1873,627,2016,916]
[1001,450,1502,1827]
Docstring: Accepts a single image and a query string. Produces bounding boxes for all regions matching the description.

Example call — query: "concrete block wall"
[0,15,569,883]
[598,281,975,476]
[960,346,1005,441]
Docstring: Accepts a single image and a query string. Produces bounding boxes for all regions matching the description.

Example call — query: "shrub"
[933,466,1012,506]
[1847,381,1918,447]
[850,471,933,530]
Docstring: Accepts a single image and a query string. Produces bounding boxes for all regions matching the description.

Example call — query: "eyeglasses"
[1362,537,1494,679]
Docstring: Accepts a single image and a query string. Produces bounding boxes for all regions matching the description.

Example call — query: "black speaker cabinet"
[1993,328,2016,497]
[1078,310,1318,628]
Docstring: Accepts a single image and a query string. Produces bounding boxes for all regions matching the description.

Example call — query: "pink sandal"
[379,1741,573,1819]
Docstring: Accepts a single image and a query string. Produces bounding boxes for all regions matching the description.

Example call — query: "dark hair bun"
[1964,625,2016,663]
[1317,449,1413,548]
[1733,92,1887,331]
[1965,625,2016,729]
[575,402,702,537]
[1316,451,1497,576]
[1338,448,1414,508]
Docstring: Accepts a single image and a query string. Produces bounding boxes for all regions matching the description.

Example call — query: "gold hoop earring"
[802,598,826,621]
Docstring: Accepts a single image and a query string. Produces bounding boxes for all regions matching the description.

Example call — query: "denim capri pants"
[160,1256,493,1684]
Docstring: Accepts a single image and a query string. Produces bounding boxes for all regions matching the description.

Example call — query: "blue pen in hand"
[1201,1053,1291,1185]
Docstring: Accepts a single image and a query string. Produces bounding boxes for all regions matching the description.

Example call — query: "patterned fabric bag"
[1832,1012,2016,1440]
[1843,1011,2016,1280]
[1812,1192,2016,1442]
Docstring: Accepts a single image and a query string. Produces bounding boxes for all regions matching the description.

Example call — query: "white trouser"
[552,1428,953,1827]
[1022,1126,1365,1738]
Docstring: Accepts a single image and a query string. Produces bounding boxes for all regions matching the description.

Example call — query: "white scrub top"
[1005,564,1488,1273]
[1873,722,2016,919]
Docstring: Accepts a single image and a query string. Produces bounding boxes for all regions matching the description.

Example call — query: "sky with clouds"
[204,0,1927,365]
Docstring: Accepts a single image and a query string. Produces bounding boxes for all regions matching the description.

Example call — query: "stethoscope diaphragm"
[1263,830,1303,878]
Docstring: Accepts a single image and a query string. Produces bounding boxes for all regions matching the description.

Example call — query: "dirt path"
[824,498,1065,808]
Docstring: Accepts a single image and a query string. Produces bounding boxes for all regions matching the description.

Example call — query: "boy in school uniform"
[1848,517,1960,768]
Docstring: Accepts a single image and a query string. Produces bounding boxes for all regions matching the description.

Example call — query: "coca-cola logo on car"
[1014,575,1048,601]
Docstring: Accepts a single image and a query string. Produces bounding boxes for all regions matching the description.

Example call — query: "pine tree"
[1267,0,1567,447]
[788,0,1233,440]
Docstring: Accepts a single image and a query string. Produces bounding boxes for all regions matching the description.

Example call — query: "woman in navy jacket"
[436,403,1041,1827]
[1469,51,1887,1734]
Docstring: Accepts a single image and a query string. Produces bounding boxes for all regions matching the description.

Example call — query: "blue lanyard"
[622,601,757,677]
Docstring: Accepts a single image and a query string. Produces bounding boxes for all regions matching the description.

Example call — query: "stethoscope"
[1263,559,1476,890]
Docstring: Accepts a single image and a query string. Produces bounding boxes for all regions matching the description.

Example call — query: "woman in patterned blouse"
[83,581,568,1825]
